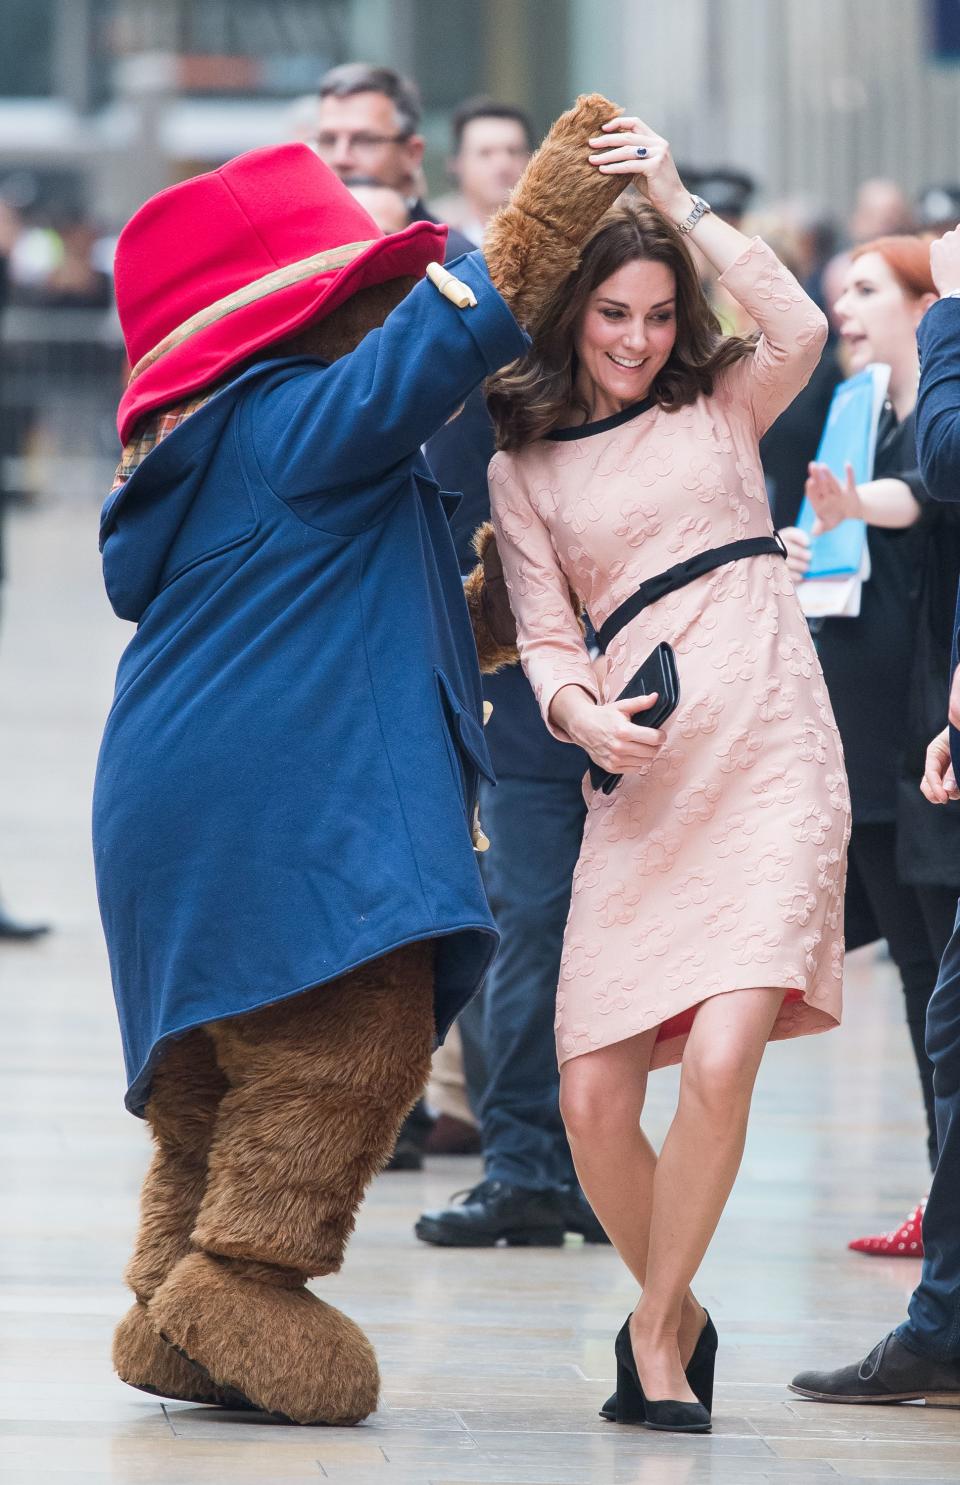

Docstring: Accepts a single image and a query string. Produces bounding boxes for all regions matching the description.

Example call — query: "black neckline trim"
[546,394,657,441]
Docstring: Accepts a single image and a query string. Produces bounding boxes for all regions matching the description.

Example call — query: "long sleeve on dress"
[488,452,599,740]
[715,237,829,439]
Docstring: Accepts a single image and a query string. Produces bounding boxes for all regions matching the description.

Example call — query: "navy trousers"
[898,901,960,1361]
[477,774,586,1190]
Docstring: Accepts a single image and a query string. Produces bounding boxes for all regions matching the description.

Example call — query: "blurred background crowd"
[4,0,960,504]
[6,0,960,1257]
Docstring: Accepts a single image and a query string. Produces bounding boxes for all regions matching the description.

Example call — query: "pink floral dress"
[489,238,851,1069]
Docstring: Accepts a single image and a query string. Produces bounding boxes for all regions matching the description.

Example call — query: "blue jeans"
[477,774,586,1190]
[898,901,960,1362]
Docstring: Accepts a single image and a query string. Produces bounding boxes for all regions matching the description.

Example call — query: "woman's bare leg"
[630,987,786,1401]
[559,1030,705,1364]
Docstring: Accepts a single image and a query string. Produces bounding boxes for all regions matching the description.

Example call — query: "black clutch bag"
[588,641,681,796]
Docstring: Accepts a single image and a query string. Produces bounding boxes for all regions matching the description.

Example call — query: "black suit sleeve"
[917,298,960,503]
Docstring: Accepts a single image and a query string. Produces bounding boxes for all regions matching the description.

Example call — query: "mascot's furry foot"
[113,1299,255,1408]
[147,1252,379,1425]
[165,949,431,1424]
[114,1029,237,1407]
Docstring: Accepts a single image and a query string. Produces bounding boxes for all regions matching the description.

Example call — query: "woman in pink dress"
[486,118,850,1433]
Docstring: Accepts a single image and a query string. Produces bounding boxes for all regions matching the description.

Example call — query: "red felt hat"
[114,142,446,444]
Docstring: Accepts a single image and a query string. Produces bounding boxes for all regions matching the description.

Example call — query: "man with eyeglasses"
[314,63,472,259]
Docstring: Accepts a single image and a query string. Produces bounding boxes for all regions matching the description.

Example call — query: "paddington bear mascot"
[94,94,625,1425]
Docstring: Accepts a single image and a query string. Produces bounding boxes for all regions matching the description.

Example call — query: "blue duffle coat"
[93,252,527,1115]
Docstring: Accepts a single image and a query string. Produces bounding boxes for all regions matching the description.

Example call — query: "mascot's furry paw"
[464,522,519,674]
[484,92,624,330]
[147,1251,380,1425]
[465,522,584,673]
[113,1300,254,1409]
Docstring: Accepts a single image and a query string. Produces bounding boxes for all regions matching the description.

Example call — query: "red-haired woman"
[801,236,960,1255]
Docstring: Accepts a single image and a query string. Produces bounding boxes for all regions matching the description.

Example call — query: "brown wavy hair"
[486,196,756,450]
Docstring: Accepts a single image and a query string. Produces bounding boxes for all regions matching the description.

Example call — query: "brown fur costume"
[116,944,433,1422]
[113,92,624,1425]
[465,520,585,671]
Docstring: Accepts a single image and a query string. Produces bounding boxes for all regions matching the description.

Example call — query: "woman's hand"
[921,726,960,804]
[805,461,861,534]
[778,526,812,584]
[587,117,693,222]
[550,685,666,772]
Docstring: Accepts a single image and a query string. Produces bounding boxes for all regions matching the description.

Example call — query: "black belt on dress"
[594,533,788,655]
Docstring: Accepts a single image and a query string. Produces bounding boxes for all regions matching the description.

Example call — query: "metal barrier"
[1,306,126,500]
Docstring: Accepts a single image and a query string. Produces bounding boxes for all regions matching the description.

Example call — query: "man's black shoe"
[415,1180,566,1246]
[790,1331,960,1405]
[385,1100,433,1171]
[385,1133,424,1171]
[0,905,50,941]
[560,1183,611,1243]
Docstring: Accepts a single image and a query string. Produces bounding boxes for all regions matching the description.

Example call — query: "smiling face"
[834,250,928,378]
[572,258,678,420]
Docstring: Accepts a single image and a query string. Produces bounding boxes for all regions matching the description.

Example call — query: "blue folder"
[796,364,889,578]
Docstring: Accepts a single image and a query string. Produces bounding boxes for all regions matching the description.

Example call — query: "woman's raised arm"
[589,115,753,274]
[589,116,828,436]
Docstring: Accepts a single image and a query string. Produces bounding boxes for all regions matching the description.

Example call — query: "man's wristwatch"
[676,195,712,235]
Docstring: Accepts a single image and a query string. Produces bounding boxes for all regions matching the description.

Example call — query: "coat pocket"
[435,668,496,811]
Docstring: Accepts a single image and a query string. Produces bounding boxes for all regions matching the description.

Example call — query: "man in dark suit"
[415,408,606,1246]
[412,94,604,1247]
[789,226,960,1406]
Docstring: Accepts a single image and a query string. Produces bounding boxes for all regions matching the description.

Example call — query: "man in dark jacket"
[790,225,960,1406]
[412,94,605,1247]
[416,419,606,1246]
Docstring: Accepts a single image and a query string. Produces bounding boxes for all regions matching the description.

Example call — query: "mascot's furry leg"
[147,942,434,1424]
[112,1029,246,1406]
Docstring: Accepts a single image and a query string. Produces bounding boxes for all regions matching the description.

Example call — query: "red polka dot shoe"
[848,1199,926,1257]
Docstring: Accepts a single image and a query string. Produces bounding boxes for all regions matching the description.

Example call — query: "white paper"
[798,540,871,618]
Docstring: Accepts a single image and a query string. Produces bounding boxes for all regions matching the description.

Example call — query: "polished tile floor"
[3,501,960,1483]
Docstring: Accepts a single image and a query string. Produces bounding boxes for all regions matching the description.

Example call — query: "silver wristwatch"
[677,195,712,235]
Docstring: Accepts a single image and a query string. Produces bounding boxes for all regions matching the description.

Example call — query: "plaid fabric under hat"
[111,388,217,492]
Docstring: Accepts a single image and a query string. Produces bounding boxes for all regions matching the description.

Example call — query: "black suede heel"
[613,1320,646,1423]
[642,1395,712,1432]
[685,1312,718,1413]
[600,1310,718,1421]
[608,1315,712,1433]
